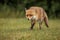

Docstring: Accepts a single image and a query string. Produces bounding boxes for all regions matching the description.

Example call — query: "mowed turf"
[0,18,60,40]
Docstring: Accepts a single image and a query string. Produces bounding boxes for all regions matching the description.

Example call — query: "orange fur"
[25,6,49,30]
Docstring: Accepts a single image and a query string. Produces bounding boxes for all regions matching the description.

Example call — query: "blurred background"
[0,0,60,40]
[0,0,60,19]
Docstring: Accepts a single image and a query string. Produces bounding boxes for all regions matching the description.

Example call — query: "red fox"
[25,6,49,30]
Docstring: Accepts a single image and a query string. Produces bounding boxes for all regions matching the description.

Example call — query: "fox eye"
[26,15,28,17]
[30,15,32,16]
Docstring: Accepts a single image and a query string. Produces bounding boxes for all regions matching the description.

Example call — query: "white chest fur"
[32,16,38,20]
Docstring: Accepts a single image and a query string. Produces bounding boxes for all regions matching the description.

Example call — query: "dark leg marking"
[30,20,35,30]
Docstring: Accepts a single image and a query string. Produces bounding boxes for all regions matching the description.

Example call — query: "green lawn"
[0,18,60,40]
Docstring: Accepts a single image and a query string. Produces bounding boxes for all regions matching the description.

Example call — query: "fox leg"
[39,22,41,29]
[38,17,44,29]
[39,20,43,30]
[30,20,35,30]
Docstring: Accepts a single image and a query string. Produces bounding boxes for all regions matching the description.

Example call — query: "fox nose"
[28,18,29,20]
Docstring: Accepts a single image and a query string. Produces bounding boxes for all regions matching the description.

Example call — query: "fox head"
[25,8,37,20]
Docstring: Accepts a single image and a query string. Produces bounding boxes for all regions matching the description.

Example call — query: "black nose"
[28,19,29,20]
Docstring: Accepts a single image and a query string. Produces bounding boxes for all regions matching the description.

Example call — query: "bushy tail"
[44,16,49,27]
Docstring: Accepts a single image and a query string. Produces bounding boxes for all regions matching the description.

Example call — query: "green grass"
[0,18,60,40]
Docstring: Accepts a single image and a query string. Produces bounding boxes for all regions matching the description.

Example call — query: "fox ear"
[25,8,27,12]
[25,8,27,11]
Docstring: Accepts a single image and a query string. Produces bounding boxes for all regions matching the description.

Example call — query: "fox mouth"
[28,18,30,20]
[27,17,31,20]
[28,16,37,20]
